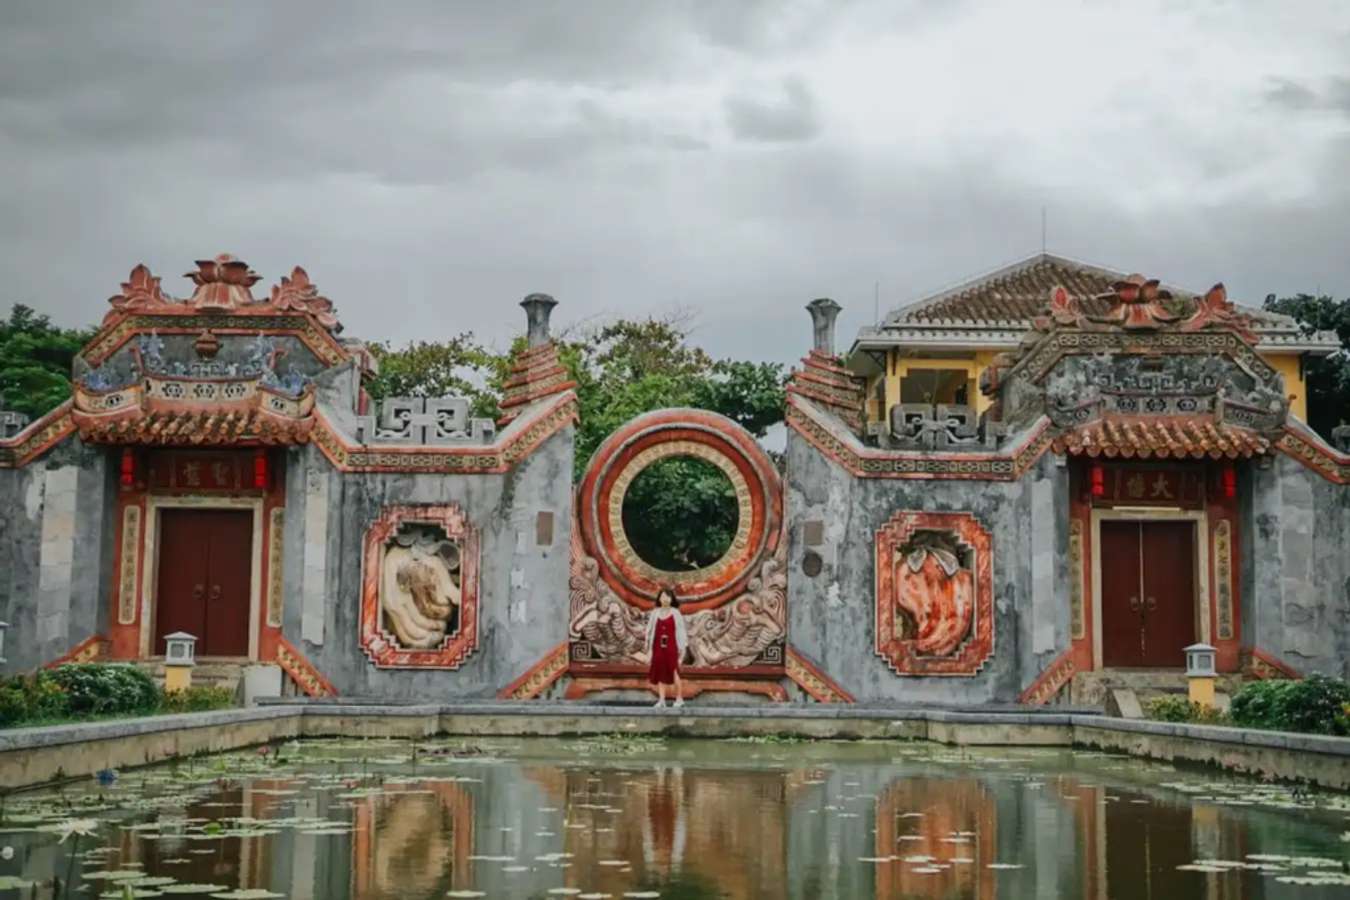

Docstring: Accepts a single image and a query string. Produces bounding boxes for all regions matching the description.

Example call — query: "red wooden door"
[155,509,253,657]
[1140,521,1195,667]
[1100,520,1196,667]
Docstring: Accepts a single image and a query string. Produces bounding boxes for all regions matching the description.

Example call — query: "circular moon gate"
[577,408,783,614]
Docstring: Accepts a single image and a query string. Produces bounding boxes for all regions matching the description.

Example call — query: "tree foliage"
[365,335,506,420]
[0,304,96,419]
[560,314,786,481]
[621,456,737,570]
[1263,293,1350,440]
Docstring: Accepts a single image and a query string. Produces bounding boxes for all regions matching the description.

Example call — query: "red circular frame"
[577,408,783,614]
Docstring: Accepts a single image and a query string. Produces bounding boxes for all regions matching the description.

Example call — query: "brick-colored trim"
[43,634,108,668]
[276,636,337,697]
[310,390,577,474]
[1240,647,1302,681]
[497,642,571,700]
[0,402,77,469]
[1275,423,1350,484]
[784,646,855,703]
[1018,650,1077,705]
[787,394,1054,481]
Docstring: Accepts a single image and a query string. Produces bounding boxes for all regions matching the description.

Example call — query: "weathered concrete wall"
[281,423,574,700]
[0,435,116,671]
[1243,455,1350,678]
[785,431,1071,704]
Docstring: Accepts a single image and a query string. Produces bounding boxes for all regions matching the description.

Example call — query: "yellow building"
[845,254,1335,442]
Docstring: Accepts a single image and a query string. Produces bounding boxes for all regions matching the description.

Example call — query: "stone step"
[135,660,247,695]
[1071,669,1244,708]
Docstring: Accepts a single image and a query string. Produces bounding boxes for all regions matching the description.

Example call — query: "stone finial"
[806,297,842,355]
[521,293,558,348]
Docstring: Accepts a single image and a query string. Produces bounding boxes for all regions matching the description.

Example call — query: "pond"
[0,736,1347,899]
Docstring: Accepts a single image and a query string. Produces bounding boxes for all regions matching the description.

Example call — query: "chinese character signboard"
[1093,465,1204,508]
[147,451,248,492]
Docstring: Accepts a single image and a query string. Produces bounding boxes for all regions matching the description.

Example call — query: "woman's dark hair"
[655,586,680,609]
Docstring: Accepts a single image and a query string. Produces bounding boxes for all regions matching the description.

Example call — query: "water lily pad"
[209,890,286,899]
[161,885,230,894]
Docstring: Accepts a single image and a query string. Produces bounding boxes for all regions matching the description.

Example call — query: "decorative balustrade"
[887,403,1006,450]
[356,396,496,446]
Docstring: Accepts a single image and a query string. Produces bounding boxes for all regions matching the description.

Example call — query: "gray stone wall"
[785,430,1071,703]
[1242,454,1350,678]
[0,436,116,672]
[281,424,574,699]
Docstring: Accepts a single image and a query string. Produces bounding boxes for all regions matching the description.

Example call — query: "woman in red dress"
[645,587,687,708]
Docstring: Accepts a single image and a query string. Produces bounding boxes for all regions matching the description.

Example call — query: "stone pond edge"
[0,703,1346,790]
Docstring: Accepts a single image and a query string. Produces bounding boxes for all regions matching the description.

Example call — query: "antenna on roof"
[1041,206,1047,253]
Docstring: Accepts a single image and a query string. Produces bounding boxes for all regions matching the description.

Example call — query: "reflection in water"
[1,740,1346,900]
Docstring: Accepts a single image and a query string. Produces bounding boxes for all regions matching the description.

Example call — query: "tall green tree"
[365,335,506,420]
[1263,293,1350,441]
[0,304,96,419]
[560,314,786,480]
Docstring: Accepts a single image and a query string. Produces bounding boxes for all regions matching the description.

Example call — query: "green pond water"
[0,735,1347,899]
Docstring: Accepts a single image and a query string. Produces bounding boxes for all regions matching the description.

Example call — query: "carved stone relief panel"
[360,504,480,669]
[875,510,994,676]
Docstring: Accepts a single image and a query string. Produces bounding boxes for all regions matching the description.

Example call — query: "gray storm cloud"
[2,0,1348,364]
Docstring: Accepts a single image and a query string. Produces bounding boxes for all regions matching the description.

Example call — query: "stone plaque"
[536,510,554,547]
[803,519,825,547]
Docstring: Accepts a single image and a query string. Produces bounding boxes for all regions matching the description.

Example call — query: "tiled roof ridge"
[883,251,1299,330]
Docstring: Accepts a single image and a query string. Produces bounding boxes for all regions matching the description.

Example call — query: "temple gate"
[2,250,1348,705]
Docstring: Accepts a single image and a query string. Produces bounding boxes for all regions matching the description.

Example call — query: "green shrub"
[0,670,70,725]
[1143,695,1228,725]
[1144,695,1191,722]
[160,685,236,714]
[49,664,159,717]
[1231,674,1350,736]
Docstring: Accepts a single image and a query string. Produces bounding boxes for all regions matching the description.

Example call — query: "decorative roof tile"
[1051,415,1271,459]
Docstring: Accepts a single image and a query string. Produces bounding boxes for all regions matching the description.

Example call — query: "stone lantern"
[163,632,198,692]
[1184,642,1217,708]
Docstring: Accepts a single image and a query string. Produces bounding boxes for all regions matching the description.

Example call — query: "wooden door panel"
[1100,521,1144,667]
[203,510,252,657]
[154,509,210,655]
[1140,521,1195,667]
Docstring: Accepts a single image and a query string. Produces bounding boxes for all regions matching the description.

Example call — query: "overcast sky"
[3,1,1349,364]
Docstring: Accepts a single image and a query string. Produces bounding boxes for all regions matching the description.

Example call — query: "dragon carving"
[568,524,787,666]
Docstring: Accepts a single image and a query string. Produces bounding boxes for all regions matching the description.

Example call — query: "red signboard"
[1092,465,1204,508]
[147,451,249,492]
